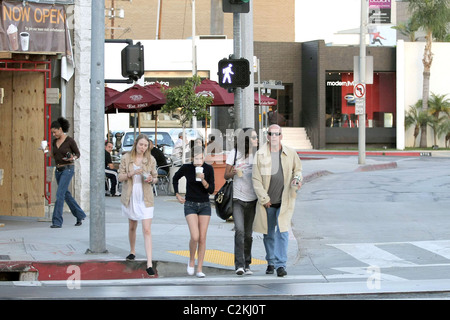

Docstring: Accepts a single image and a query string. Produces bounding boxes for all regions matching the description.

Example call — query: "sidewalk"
[0,151,446,283]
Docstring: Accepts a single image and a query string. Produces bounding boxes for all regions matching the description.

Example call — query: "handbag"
[214,180,234,220]
[214,148,237,220]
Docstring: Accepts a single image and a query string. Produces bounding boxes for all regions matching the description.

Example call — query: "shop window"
[325,72,396,128]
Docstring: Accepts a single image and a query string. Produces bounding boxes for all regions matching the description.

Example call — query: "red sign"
[354,83,366,99]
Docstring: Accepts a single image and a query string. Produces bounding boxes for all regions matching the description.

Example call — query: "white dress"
[122,164,154,220]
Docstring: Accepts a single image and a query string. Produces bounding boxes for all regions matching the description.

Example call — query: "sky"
[295,0,363,43]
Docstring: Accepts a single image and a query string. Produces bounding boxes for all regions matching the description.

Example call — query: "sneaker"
[196,272,206,278]
[276,267,287,277]
[244,268,253,275]
[126,253,135,261]
[235,267,245,276]
[113,192,121,197]
[265,265,275,274]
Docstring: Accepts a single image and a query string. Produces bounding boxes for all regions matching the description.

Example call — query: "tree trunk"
[420,31,433,148]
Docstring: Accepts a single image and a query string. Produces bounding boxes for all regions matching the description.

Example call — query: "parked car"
[120,130,174,157]
[168,128,204,143]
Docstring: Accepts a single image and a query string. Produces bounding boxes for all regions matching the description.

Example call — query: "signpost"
[358,0,367,165]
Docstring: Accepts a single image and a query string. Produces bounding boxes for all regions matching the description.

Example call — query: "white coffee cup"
[41,140,48,153]
[20,32,29,51]
[195,166,203,181]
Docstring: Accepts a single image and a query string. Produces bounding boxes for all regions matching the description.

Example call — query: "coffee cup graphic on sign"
[20,32,29,51]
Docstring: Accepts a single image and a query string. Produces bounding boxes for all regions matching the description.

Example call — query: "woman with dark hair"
[224,128,259,276]
[118,133,158,276]
[50,117,86,228]
[172,145,215,278]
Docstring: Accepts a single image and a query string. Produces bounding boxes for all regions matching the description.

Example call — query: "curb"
[0,259,232,282]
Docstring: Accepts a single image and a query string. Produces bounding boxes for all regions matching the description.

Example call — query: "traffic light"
[218,58,251,89]
[222,0,250,13]
[121,42,144,81]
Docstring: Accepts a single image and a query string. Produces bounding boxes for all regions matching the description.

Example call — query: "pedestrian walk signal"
[218,58,250,89]
[222,0,250,13]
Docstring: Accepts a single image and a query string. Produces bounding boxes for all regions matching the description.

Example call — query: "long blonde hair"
[130,133,151,160]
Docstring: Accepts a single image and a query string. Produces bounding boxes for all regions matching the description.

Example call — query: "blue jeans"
[263,206,289,269]
[52,165,86,227]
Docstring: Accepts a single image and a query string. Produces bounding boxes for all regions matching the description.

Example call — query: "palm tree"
[407,0,450,147]
[405,100,433,147]
[428,93,450,147]
[392,17,420,42]
[437,118,450,148]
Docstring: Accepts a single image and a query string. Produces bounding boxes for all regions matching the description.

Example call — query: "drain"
[0,272,20,281]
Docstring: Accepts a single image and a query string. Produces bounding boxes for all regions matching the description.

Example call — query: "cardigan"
[172,163,215,203]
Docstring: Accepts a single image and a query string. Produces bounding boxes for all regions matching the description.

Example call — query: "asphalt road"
[293,156,450,285]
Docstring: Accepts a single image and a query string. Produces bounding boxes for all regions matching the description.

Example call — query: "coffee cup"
[41,140,48,153]
[20,32,29,51]
[195,166,203,181]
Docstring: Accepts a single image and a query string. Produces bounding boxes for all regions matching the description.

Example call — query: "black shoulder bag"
[214,149,237,220]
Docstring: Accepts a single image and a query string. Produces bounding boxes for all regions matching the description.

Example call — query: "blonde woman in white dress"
[118,134,158,276]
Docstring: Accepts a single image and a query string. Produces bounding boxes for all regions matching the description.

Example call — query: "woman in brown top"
[49,117,86,228]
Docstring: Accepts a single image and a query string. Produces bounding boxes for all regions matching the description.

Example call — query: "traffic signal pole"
[233,11,243,129]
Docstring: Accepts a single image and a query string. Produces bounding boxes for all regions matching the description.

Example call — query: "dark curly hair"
[51,117,70,133]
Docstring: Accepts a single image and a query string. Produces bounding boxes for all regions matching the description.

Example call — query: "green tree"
[162,76,213,128]
[392,17,420,42]
[428,93,450,147]
[437,118,450,148]
[405,100,433,147]
[408,0,450,147]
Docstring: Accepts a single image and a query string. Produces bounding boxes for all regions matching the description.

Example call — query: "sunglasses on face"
[251,136,258,140]
[267,132,281,136]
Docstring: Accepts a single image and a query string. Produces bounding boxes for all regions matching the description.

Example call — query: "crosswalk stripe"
[411,240,450,260]
[329,243,416,268]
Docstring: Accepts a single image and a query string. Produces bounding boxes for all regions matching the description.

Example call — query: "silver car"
[120,130,174,157]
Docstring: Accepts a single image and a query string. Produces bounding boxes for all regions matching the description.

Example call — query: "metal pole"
[241,0,254,129]
[192,0,197,130]
[233,12,242,129]
[358,0,367,165]
[88,0,107,254]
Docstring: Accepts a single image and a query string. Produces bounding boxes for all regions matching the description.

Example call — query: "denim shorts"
[184,201,211,217]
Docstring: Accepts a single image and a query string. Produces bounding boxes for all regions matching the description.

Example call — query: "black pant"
[105,168,119,195]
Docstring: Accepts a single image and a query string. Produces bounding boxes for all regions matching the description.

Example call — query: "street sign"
[355,98,365,115]
[354,83,366,99]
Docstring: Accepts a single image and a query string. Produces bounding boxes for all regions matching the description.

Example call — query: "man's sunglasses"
[267,132,281,136]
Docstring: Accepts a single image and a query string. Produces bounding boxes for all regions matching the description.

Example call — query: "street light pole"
[358,0,367,165]
[88,0,107,254]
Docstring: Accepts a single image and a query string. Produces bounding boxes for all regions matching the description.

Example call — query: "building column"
[73,0,92,211]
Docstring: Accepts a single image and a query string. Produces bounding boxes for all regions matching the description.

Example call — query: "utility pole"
[358,0,367,165]
[88,0,107,254]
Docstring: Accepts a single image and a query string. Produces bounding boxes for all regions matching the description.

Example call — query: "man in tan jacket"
[252,125,303,277]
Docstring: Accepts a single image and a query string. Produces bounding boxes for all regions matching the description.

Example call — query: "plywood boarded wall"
[0,71,45,217]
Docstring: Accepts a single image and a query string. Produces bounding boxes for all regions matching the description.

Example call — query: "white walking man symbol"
[222,63,234,84]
